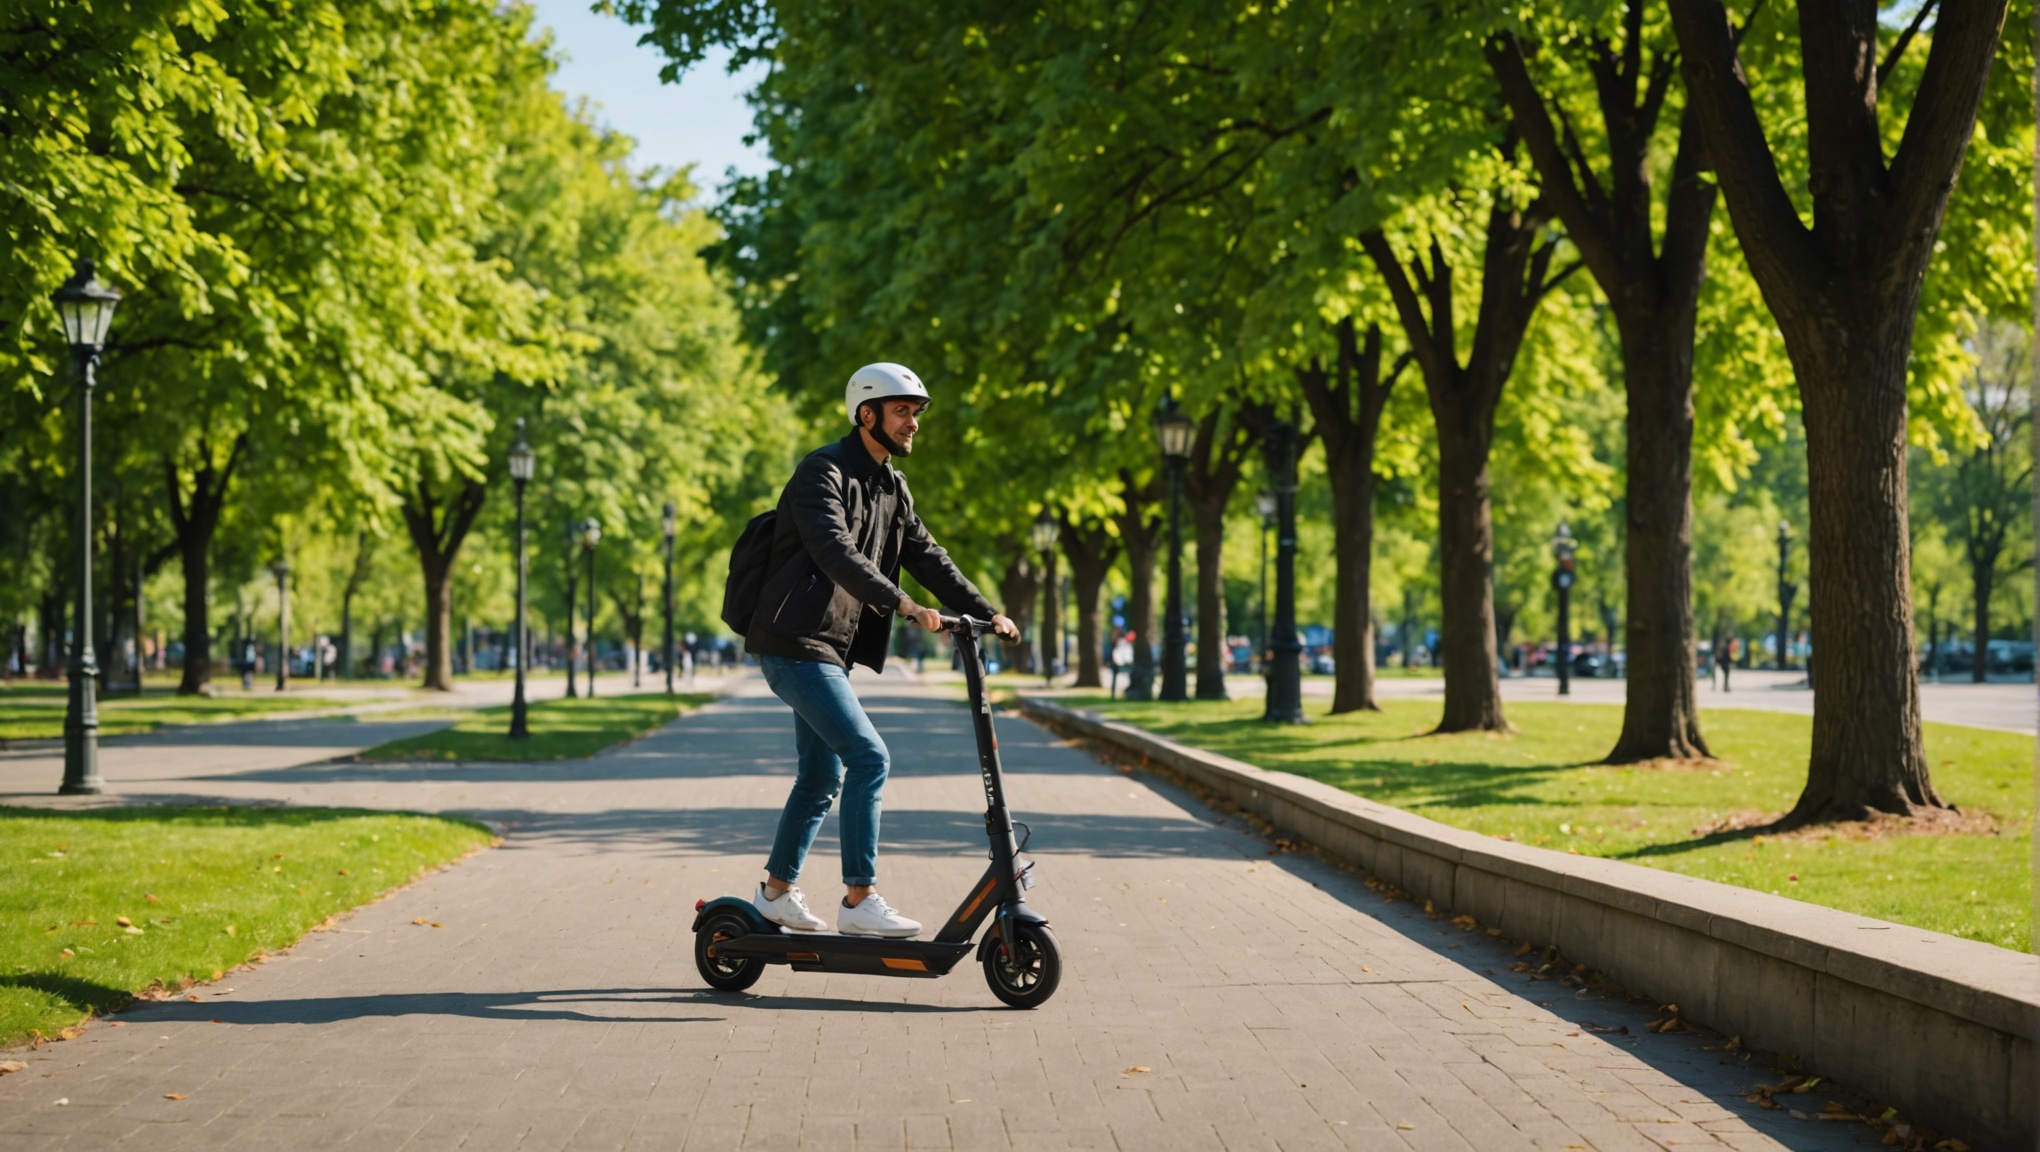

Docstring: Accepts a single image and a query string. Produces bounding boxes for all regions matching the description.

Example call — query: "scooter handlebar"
[939,614,997,636]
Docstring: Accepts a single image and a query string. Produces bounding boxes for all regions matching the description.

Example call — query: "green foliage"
[0,805,494,1045]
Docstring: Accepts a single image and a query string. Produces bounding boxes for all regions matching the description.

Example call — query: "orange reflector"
[787,952,819,963]
[881,956,928,971]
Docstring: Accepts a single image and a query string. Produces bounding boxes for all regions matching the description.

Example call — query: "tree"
[1923,320,2033,681]
[1667,0,2010,822]
[1295,320,1409,713]
[1487,0,1722,760]
[1363,178,1577,733]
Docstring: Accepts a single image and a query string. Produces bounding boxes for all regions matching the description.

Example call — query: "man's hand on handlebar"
[898,595,944,632]
[991,614,1020,642]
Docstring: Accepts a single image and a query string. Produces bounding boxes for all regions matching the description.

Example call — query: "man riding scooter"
[745,363,1020,938]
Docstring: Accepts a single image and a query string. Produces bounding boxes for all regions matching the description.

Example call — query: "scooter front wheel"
[695,913,765,993]
[983,921,1061,1008]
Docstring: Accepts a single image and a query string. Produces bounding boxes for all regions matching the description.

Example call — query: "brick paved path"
[0,675,1876,1150]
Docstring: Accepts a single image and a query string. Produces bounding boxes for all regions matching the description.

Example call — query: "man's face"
[866,398,925,454]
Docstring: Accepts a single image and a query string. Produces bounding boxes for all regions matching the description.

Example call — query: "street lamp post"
[1262,422,1306,724]
[1775,521,1796,672]
[271,559,291,692]
[582,518,601,697]
[1551,523,1577,697]
[1255,489,1275,669]
[663,502,677,697]
[507,422,535,739]
[54,259,121,795]
[563,520,580,699]
[1031,509,1059,687]
[1155,398,1195,702]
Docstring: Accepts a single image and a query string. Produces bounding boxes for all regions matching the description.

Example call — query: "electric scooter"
[691,615,1062,1009]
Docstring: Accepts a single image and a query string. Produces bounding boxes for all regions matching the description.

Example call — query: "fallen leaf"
[0,1061,25,1075]
[108,1022,124,1028]
[145,894,160,905]
[951,1099,971,1104]
[1788,1109,1807,1120]
[1121,1066,1150,1076]
[412,917,429,926]
[115,916,132,928]
[224,925,236,937]
[57,1027,80,1041]
[54,1098,67,1106]
[184,994,200,1003]
[163,1094,186,1101]
[59,949,73,958]
[1396,1122,1414,1130]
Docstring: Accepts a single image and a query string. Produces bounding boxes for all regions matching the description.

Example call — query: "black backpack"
[719,509,778,636]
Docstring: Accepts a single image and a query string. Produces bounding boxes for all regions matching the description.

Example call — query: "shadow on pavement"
[449,804,1247,861]
[123,989,725,1027]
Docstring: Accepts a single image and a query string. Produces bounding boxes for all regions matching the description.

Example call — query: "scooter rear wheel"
[695,913,765,993]
[983,921,1061,1008]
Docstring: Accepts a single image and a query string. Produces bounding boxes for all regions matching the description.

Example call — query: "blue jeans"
[758,654,890,887]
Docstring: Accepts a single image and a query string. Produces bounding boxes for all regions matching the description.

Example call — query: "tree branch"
[1876,0,1938,89]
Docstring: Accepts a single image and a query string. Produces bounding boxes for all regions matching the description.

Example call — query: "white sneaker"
[837,893,921,938]
[754,883,828,932]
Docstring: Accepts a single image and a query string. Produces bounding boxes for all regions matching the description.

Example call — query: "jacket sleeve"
[899,489,998,618]
[789,452,905,611]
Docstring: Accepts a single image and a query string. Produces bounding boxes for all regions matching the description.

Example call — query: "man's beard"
[872,423,912,456]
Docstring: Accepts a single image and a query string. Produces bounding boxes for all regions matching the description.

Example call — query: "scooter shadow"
[676,990,996,1015]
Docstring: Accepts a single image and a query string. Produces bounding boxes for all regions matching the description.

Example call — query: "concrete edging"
[1016,695,2038,1150]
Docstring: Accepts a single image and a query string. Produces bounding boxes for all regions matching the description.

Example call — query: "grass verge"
[1,806,494,1046]
[0,690,360,743]
[357,692,714,762]
[1070,696,2031,951]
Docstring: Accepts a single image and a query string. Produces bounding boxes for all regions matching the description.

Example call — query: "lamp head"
[662,501,677,539]
[582,518,601,548]
[51,258,122,353]
[1153,403,1195,462]
[1551,521,1576,563]
[1030,508,1058,554]
[1255,490,1276,520]
[508,418,535,482]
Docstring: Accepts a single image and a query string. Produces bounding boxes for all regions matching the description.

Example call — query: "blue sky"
[527,1,772,192]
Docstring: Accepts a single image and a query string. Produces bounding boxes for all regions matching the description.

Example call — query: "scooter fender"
[692,896,777,935]
[975,904,1051,963]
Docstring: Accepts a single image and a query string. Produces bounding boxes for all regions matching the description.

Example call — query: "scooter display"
[691,615,1061,1008]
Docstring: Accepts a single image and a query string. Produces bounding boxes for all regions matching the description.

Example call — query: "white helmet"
[845,362,931,426]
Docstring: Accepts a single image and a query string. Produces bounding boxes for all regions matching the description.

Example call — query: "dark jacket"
[745,434,996,672]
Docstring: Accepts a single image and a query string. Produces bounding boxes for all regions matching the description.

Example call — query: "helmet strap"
[861,401,910,457]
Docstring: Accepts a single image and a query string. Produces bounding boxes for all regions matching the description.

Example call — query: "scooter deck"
[710,930,976,978]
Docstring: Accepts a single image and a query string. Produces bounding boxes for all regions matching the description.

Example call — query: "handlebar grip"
[940,614,991,634]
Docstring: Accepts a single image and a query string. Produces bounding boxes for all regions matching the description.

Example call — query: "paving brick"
[0,676,1884,1151]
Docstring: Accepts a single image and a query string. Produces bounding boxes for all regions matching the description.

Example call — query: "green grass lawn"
[358,692,714,762]
[0,688,359,742]
[1072,696,2032,951]
[1,806,494,1046]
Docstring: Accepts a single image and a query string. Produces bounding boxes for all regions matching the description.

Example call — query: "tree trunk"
[1972,560,1993,683]
[1784,331,1943,818]
[1039,544,1059,680]
[1112,469,1163,698]
[1606,323,1709,758]
[1668,0,2005,822]
[996,552,1039,673]
[1188,496,1228,699]
[1060,517,1121,689]
[166,436,246,696]
[1182,403,1268,701]
[1298,320,1403,714]
[1433,420,1508,731]
[400,477,488,693]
